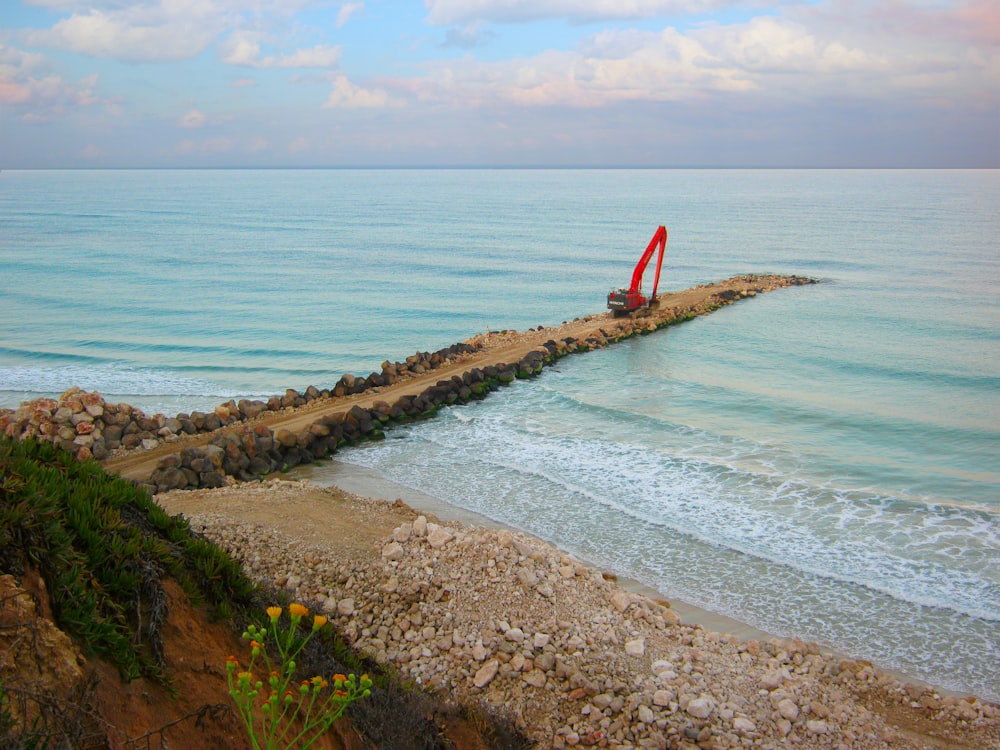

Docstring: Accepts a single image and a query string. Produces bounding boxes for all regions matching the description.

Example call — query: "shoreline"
[297,459,777,641]
[156,476,999,748]
[295,459,951,698]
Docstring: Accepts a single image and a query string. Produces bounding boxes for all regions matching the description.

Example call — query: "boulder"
[686,696,715,719]
[474,660,499,688]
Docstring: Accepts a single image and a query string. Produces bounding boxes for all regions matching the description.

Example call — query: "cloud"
[178,109,207,128]
[441,22,498,49]
[798,0,1000,47]
[29,5,223,63]
[288,136,309,153]
[23,1,346,66]
[247,136,270,152]
[220,35,343,68]
[395,10,990,111]
[396,29,753,108]
[337,2,365,29]
[80,144,104,159]
[323,74,403,108]
[697,17,886,75]
[0,44,102,120]
[176,137,235,155]
[0,77,33,105]
[424,0,728,25]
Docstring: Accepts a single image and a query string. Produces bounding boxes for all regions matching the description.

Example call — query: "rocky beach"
[157,479,1000,749]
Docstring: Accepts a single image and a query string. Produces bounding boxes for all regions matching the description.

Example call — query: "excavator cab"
[607,287,647,313]
[607,226,668,315]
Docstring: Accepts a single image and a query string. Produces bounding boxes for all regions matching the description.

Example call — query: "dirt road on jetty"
[103,275,814,485]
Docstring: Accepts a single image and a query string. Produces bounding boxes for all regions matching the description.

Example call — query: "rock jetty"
[1,274,817,493]
[0,341,479,460]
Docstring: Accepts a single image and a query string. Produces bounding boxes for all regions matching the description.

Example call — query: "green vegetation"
[0,435,531,749]
[0,435,257,683]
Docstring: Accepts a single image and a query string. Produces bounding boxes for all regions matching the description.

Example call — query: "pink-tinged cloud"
[867,0,1000,45]
[0,67,101,120]
[0,77,33,105]
[956,1,1000,44]
[424,0,730,25]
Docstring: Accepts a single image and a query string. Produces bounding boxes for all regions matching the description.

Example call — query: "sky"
[0,0,997,168]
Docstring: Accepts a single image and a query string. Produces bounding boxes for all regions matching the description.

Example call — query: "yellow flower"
[289,602,309,618]
[267,605,282,622]
[312,614,328,631]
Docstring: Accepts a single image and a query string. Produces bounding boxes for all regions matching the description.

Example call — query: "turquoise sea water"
[2,169,998,701]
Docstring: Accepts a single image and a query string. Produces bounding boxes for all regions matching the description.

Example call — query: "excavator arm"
[608,225,668,314]
[629,225,668,301]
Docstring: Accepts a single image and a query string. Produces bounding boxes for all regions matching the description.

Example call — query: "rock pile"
[141,345,576,493]
[0,344,481,466]
[179,483,1000,750]
[1,336,644,494]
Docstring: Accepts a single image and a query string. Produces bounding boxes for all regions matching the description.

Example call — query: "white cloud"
[337,2,365,29]
[288,136,310,153]
[395,10,989,110]
[220,35,342,68]
[396,29,753,108]
[697,17,885,75]
[29,5,222,63]
[323,74,403,108]
[80,144,104,159]
[178,109,207,128]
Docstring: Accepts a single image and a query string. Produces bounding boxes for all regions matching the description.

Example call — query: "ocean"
[1,169,997,701]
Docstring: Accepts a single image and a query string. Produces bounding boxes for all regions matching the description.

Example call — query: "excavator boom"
[607,226,668,314]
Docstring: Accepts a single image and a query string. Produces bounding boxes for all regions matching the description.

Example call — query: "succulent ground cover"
[0,436,528,749]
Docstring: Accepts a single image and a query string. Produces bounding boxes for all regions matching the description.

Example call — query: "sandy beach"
[155,477,1000,749]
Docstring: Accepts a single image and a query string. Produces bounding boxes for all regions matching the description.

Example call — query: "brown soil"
[87,578,362,750]
[1,558,493,749]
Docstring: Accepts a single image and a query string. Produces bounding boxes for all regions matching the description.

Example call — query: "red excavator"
[607,225,668,314]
